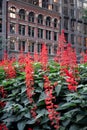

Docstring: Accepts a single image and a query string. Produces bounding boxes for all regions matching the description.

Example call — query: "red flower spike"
[28,128,33,130]
[25,55,37,118]
[44,75,60,130]
[4,63,16,79]
[65,69,77,91]
[0,86,7,108]
[0,123,8,130]
[40,43,48,70]
[34,50,39,62]
[54,31,78,69]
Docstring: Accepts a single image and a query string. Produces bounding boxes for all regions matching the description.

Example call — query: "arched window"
[19,9,26,20]
[10,7,16,18]
[46,16,51,26]
[54,18,58,28]
[28,12,34,22]
[38,14,43,24]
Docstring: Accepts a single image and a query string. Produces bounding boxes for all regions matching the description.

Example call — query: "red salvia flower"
[44,75,60,130]
[28,128,33,130]
[54,30,77,69]
[64,69,77,91]
[4,63,16,79]
[0,101,6,108]
[18,50,25,65]
[0,87,7,98]
[25,54,37,118]
[40,43,48,70]
[0,123,8,130]
[0,86,7,108]
[25,55,34,102]
[34,50,39,62]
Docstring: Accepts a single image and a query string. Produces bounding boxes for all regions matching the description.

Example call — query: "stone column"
[25,39,28,52]
[15,37,19,51]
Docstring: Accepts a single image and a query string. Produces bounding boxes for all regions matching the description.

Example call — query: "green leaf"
[38,82,43,89]
[62,119,70,127]
[24,112,30,118]
[41,116,49,124]
[38,92,46,102]
[76,114,85,122]
[21,86,26,94]
[55,85,62,96]
[17,121,26,130]
[35,112,44,120]
[59,126,65,130]
[59,102,76,110]
[27,119,36,125]
[69,125,79,130]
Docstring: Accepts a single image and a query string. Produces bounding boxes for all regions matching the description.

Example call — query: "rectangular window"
[46,30,51,40]
[64,33,68,42]
[71,34,75,44]
[77,36,82,46]
[54,32,57,41]
[54,45,57,54]
[0,19,2,32]
[70,20,76,31]
[0,36,2,50]
[10,23,15,34]
[64,18,68,30]
[70,9,74,17]
[10,40,15,50]
[38,28,43,38]
[84,37,87,47]
[70,0,74,6]
[18,41,25,51]
[46,45,51,55]
[28,42,34,53]
[19,24,25,35]
[63,0,68,4]
[63,7,68,16]
[28,26,34,37]
[0,1,2,15]
[37,43,42,53]
[77,22,82,33]
[84,24,87,34]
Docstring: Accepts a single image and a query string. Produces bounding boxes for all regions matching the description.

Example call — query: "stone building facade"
[0,0,60,59]
[60,0,87,54]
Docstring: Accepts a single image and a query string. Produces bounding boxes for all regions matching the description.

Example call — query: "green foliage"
[0,62,87,130]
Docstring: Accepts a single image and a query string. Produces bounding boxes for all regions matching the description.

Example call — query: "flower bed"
[0,31,87,130]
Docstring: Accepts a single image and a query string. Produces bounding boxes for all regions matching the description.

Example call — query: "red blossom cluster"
[30,105,37,118]
[54,30,77,69]
[34,51,39,62]
[28,128,33,130]
[64,69,78,91]
[25,54,34,103]
[25,54,37,118]
[0,123,8,130]
[0,87,7,108]
[4,63,16,79]
[44,75,60,130]
[18,50,25,65]
[40,44,48,70]
[0,53,16,79]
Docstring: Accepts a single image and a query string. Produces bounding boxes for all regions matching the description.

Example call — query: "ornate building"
[0,0,60,59]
